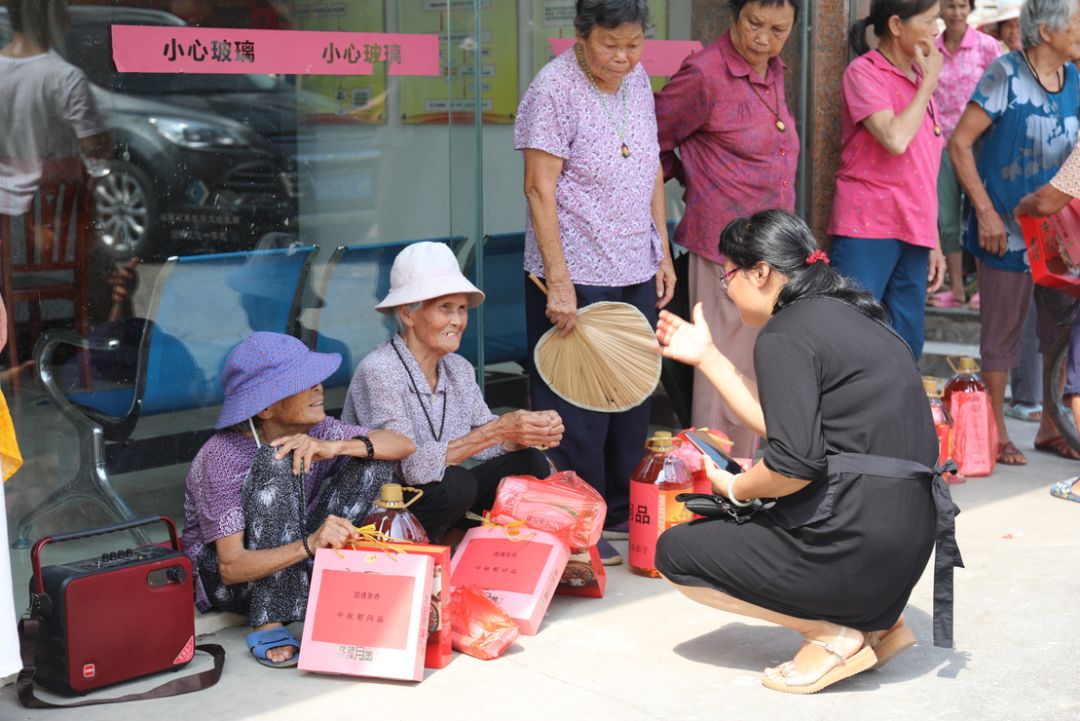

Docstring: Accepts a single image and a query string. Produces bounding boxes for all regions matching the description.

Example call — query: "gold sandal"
[867,621,916,670]
[761,626,878,695]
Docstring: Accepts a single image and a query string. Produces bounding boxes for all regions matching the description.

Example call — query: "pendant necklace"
[927,99,942,137]
[391,339,447,442]
[575,43,631,158]
[746,76,787,132]
[1021,49,1063,115]
[876,49,941,136]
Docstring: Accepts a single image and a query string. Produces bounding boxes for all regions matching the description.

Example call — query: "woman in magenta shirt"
[829,0,947,359]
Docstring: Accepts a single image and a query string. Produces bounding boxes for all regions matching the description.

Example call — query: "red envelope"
[299,548,432,682]
[347,541,453,670]
[449,526,569,635]
[555,545,607,599]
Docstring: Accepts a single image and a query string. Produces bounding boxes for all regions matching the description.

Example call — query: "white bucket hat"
[969,0,1022,27]
[374,241,485,314]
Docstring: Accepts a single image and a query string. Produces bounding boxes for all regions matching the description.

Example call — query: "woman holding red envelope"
[654,210,961,695]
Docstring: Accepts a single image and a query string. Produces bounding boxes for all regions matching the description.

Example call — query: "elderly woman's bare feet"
[761,624,877,694]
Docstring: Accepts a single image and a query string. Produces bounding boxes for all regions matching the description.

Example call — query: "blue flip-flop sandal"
[246,627,301,668]
[1049,477,1080,504]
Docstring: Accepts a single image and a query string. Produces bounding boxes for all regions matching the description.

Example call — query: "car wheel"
[93,160,159,259]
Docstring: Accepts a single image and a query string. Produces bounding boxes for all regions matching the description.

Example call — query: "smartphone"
[683,430,744,475]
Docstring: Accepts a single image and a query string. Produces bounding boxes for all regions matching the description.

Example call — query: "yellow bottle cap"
[375,483,407,509]
[947,355,981,374]
[647,431,675,452]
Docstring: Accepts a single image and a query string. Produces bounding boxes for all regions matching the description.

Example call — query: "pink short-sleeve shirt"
[828,52,945,249]
[934,27,1002,140]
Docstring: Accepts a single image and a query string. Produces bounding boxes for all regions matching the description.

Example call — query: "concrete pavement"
[3,415,1079,721]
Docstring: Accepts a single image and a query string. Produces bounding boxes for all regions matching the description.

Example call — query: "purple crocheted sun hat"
[215,332,341,429]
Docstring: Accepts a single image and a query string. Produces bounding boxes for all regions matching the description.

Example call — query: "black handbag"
[675,493,774,524]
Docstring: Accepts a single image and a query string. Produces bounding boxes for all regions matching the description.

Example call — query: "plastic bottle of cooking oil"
[628,432,692,578]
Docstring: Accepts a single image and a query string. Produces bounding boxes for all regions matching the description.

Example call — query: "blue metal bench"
[458,232,529,368]
[15,245,316,547]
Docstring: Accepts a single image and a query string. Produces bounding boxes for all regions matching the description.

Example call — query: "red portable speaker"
[27,516,198,695]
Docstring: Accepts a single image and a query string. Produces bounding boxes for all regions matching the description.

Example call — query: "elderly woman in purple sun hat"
[181,332,414,668]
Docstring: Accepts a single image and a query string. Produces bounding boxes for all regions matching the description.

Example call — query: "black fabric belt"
[827,452,964,648]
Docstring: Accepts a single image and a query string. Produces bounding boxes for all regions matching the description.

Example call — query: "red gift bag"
[489,471,606,550]
[447,585,520,660]
[1019,207,1080,298]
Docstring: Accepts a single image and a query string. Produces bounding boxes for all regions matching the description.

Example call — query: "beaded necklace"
[574,43,631,158]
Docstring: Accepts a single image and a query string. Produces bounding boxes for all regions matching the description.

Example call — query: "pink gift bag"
[299,548,433,682]
[449,526,570,636]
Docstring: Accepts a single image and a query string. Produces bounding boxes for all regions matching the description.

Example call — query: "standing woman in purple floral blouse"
[516,0,676,565]
[654,0,800,460]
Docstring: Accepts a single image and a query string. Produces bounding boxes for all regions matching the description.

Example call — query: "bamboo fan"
[530,275,661,412]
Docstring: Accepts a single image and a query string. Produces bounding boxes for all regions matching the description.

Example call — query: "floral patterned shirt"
[1051,142,1080,198]
[934,27,1002,140]
[515,47,662,286]
[182,416,369,609]
[965,52,1080,271]
[655,32,799,264]
[342,335,503,486]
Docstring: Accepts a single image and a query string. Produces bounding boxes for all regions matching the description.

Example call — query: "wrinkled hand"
[308,514,359,552]
[976,208,1008,256]
[914,40,943,86]
[1015,191,1041,219]
[545,278,577,336]
[656,303,714,367]
[498,409,564,449]
[655,256,677,309]
[271,434,341,475]
[927,246,947,294]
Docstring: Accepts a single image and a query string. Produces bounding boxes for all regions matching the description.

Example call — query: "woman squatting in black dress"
[654,209,961,694]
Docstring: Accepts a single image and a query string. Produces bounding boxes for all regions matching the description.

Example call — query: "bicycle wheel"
[1043,330,1080,454]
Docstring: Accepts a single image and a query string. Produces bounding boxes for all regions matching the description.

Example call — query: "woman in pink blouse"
[932,0,1002,307]
[654,0,800,460]
[828,0,947,360]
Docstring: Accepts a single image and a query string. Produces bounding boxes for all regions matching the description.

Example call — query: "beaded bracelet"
[726,473,752,508]
[301,535,315,560]
[355,434,375,459]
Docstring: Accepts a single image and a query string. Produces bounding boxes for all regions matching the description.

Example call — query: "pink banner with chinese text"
[547,38,703,78]
[112,26,441,76]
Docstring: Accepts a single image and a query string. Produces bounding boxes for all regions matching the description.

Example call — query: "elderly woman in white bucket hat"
[343,241,563,543]
[181,332,414,668]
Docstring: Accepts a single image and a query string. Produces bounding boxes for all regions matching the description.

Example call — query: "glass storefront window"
[1,0,809,618]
